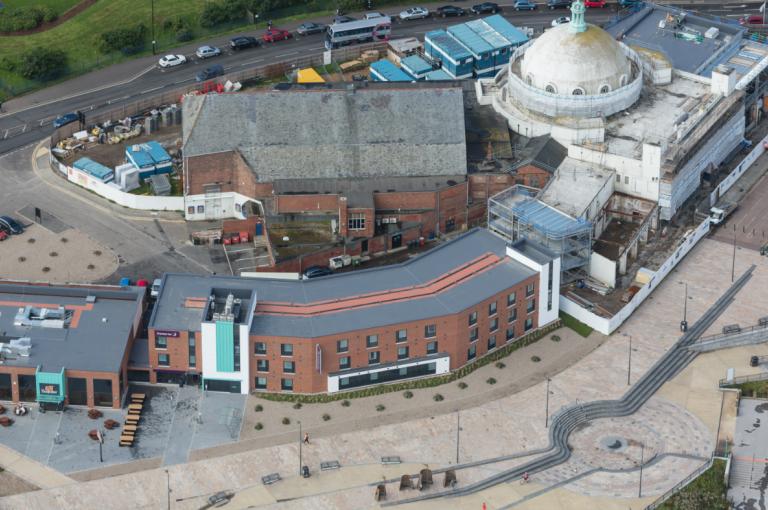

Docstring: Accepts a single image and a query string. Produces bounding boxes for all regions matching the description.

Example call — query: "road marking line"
[141,86,164,94]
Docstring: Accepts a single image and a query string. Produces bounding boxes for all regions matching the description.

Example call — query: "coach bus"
[324,16,392,49]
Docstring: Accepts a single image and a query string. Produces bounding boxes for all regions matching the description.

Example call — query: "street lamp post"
[638,443,645,498]
[731,228,737,283]
[165,469,171,510]
[298,420,303,476]
[151,0,156,55]
[627,335,632,386]
[455,410,461,464]
[545,377,551,428]
[680,283,688,332]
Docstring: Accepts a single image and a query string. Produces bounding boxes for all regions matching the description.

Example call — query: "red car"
[741,15,764,26]
[0,230,8,241]
[584,0,605,6]
[263,28,292,43]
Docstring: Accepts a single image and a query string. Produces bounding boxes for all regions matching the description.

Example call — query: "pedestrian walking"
[521,472,529,484]
[303,432,310,444]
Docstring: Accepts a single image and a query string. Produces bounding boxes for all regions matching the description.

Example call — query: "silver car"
[195,45,221,59]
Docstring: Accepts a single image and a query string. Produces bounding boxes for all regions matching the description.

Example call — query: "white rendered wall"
[505,246,561,327]
[184,192,262,221]
[200,322,250,394]
[326,356,450,393]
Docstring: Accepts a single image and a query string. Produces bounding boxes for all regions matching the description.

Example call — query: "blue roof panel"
[145,141,172,164]
[482,15,529,46]
[400,55,432,76]
[73,157,113,181]
[370,60,413,82]
[448,24,493,56]
[425,69,452,80]
[511,198,592,237]
[126,144,155,168]
[426,29,472,61]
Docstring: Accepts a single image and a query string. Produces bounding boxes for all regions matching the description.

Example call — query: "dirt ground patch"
[0,223,118,283]
[0,470,38,497]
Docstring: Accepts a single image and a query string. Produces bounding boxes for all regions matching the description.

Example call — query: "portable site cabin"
[72,157,114,183]
[369,60,413,82]
[125,141,173,180]
[400,55,433,80]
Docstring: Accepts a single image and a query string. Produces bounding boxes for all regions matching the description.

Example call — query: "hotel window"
[397,346,409,360]
[424,324,437,338]
[488,301,497,316]
[527,298,536,314]
[467,344,477,360]
[281,378,294,391]
[426,341,438,355]
[255,377,267,390]
[507,327,515,341]
[625,176,629,185]
[616,174,621,183]
[396,329,408,343]
[526,283,535,297]
[490,317,499,333]
[547,260,554,311]
[155,335,168,349]
[509,308,518,323]
[525,318,534,331]
[257,359,269,372]
[366,335,379,348]
[348,213,366,231]
[255,342,267,355]
[158,353,170,366]
[337,339,349,353]
[187,206,195,215]
[368,351,380,365]
[488,335,497,350]
[339,356,351,370]
[507,292,516,307]
[281,343,293,356]
[469,311,477,326]
[283,361,295,374]
[188,332,196,368]
[196,205,204,214]
[469,328,479,342]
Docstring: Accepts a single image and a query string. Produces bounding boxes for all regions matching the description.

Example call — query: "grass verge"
[559,311,593,337]
[657,459,728,510]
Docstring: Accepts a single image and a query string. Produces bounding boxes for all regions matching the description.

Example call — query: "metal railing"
[694,321,768,345]
[719,371,768,388]
[644,455,715,510]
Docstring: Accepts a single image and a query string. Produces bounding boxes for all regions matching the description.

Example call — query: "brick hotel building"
[147,229,561,394]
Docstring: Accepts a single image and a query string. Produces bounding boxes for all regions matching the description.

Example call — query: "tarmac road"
[0,1,759,156]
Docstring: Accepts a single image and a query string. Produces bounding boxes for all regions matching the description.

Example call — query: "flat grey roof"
[0,283,143,373]
[540,158,614,219]
[151,229,536,338]
[183,86,468,183]
[510,239,557,265]
[606,4,743,75]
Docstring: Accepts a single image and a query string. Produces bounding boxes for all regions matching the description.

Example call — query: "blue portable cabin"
[424,30,473,79]
[72,157,114,183]
[452,16,529,77]
[369,60,413,82]
[144,141,173,175]
[424,69,452,81]
[400,55,433,80]
[125,144,156,180]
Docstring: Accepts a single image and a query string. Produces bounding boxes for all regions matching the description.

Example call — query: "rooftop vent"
[0,337,32,358]
[13,305,70,329]
[86,295,97,304]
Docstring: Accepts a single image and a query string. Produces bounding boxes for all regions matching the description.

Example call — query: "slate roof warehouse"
[147,229,561,394]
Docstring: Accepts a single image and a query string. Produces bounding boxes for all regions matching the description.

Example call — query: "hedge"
[255,320,562,404]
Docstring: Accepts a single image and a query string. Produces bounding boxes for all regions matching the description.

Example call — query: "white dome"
[520,23,632,96]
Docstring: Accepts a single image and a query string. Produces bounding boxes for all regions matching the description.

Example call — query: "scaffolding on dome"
[488,185,592,282]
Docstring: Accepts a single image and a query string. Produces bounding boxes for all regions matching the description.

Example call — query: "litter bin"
[751,356,760,367]
[302,465,310,478]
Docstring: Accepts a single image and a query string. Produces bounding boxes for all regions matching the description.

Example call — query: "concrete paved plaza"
[2,235,765,510]
[0,384,244,476]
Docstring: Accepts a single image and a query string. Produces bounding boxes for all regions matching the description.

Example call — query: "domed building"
[483,0,644,142]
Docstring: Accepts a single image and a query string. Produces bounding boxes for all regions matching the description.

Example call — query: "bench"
[127,410,141,416]
[759,316,768,327]
[723,324,741,334]
[123,424,138,432]
[128,403,143,411]
[320,460,341,471]
[125,418,139,425]
[119,440,133,447]
[381,456,402,465]
[261,473,281,485]
[130,393,146,400]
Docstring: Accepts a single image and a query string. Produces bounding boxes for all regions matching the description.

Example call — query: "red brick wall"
[0,366,123,409]
[515,165,551,189]
[346,207,375,239]
[437,181,468,233]
[248,273,540,393]
[277,194,340,214]
[374,190,437,211]
[468,173,516,202]
[147,330,200,382]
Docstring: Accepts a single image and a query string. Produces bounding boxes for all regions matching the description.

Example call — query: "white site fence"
[51,156,184,211]
[710,133,768,206]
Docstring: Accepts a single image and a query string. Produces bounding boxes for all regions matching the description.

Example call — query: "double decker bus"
[324,16,392,49]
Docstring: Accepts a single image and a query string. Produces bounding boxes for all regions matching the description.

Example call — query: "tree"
[17,47,66,81]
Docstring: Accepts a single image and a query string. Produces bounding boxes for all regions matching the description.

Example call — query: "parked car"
[230,36,260,50]
[584,0,606,7]
[296,22,326,35]
[740,14,765,26]
[158,54,187,68]
[513,0,537,11]
[551,16,570,26]
[547,0,571,9]
[471,2,500,14]
[196,64,224,82]
[436,5,466,17]
[151,278,162,298]
[333,15,356,23]
[195,45,221,59]
[364,11,385,19]
[302,266,333,279]
[399,7,430,20]
[0,216,23,235]
[263,28,292,42]
[53,112,79,129]
[136,279,150,288]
